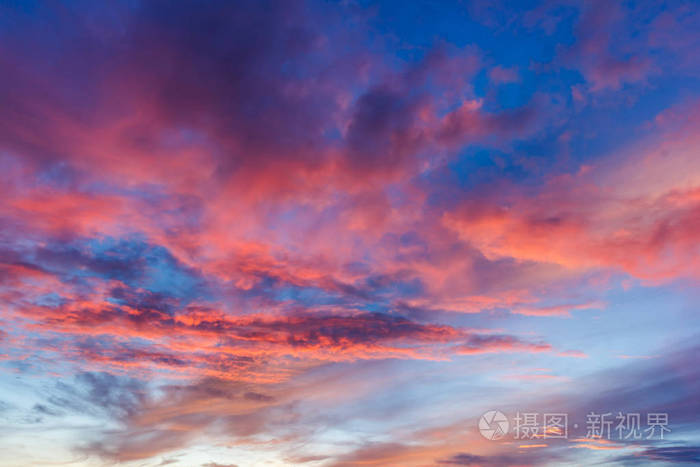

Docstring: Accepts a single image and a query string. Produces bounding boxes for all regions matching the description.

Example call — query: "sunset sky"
[1,1,699,466]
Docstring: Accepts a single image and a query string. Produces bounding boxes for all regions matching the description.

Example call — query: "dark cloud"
[438,452,517,466]
[437,447,567,466]
[458,333,551,354]
[614,445,700,464]
[47,372,147,419]
[0,0,357,191]
[32,403,62,417]
[0,0,526,199]
[345,85,427,174]
[243,391,275,403]
[566,342,700,429]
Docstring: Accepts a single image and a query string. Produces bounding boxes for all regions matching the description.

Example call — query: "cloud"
[489,66,519,84]
[457,334,551,355]
[513,300,605,317]
[614,445,700,464]
[562,0,653,92]
[438,451,544,466]
[0,1,698,465]
[46,372,147,419]
[443,102,700,282]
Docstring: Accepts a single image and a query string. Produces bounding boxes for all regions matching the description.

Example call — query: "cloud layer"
[0,0,699,466]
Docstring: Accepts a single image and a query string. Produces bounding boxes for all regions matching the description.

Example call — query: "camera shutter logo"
[479,410,509,440]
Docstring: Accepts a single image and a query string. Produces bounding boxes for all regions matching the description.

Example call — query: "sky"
[0,0,699,466]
